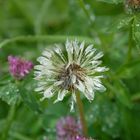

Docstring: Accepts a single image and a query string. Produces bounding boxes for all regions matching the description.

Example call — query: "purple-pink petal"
[8,55,33,79]
[56,116,82,140]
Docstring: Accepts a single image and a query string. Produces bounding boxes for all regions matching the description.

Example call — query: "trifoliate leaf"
[117,16,133,29]
[18,80,43,114]
[19,88,43,114]
[87,96,121,138]
[0,83,20,105]
[107,15,133,33]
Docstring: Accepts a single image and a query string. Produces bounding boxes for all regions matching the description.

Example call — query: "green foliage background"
[0,0,140,140]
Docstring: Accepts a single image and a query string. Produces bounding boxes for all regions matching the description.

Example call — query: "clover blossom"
[56,116,81,140]
[8,55,33,80]
[34,40,108,110]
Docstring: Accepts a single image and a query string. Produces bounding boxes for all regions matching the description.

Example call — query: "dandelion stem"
[76,92,88,136]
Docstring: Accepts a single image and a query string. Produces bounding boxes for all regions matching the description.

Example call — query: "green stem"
[35,0,52,35]
[77,0,93,24]
[76,92,88,136]
[126,17,134,62]
[2,105,16,140]
[34,0,52,48]
[0,35,95,49]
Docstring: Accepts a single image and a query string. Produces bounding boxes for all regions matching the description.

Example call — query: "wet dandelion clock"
[34,40,108,110]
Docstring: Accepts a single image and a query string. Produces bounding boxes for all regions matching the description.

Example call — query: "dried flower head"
[125,0,140,13]
[56,116,81,140]
[34,40,108,110]
[8,56,33,80]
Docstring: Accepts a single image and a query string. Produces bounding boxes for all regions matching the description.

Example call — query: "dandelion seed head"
[57,63,85,91]
[34,40,108,110]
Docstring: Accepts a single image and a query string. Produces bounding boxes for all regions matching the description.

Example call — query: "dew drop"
[89,114,93,119]
[16,89,19,92]
[43,136,47,140]
[6,91,9,95]
[108,122,113,128]
[136,24,140,27]
[95,37,101,45]
[102,126,106,132]
[85,4,90,10]
[46,128,51,132]
[90,15,95,22]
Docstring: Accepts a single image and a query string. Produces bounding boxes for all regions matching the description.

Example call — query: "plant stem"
[2,105,16,140]
[35,0,52,35]
[0,35,95,49]
[77,0,94,24]
[75,92,88,136]
[127,17,134,62]
[34,0,52,48]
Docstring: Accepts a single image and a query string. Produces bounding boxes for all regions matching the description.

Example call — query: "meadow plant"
[0,0,140,140]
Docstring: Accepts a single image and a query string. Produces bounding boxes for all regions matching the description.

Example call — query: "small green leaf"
[134,32,140,49]
[0,83,20,105]
[106,15,133,33]
[117,16,133,29]
[133,16,140,32]
[87,95,121,138]
[133,16,140,49]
